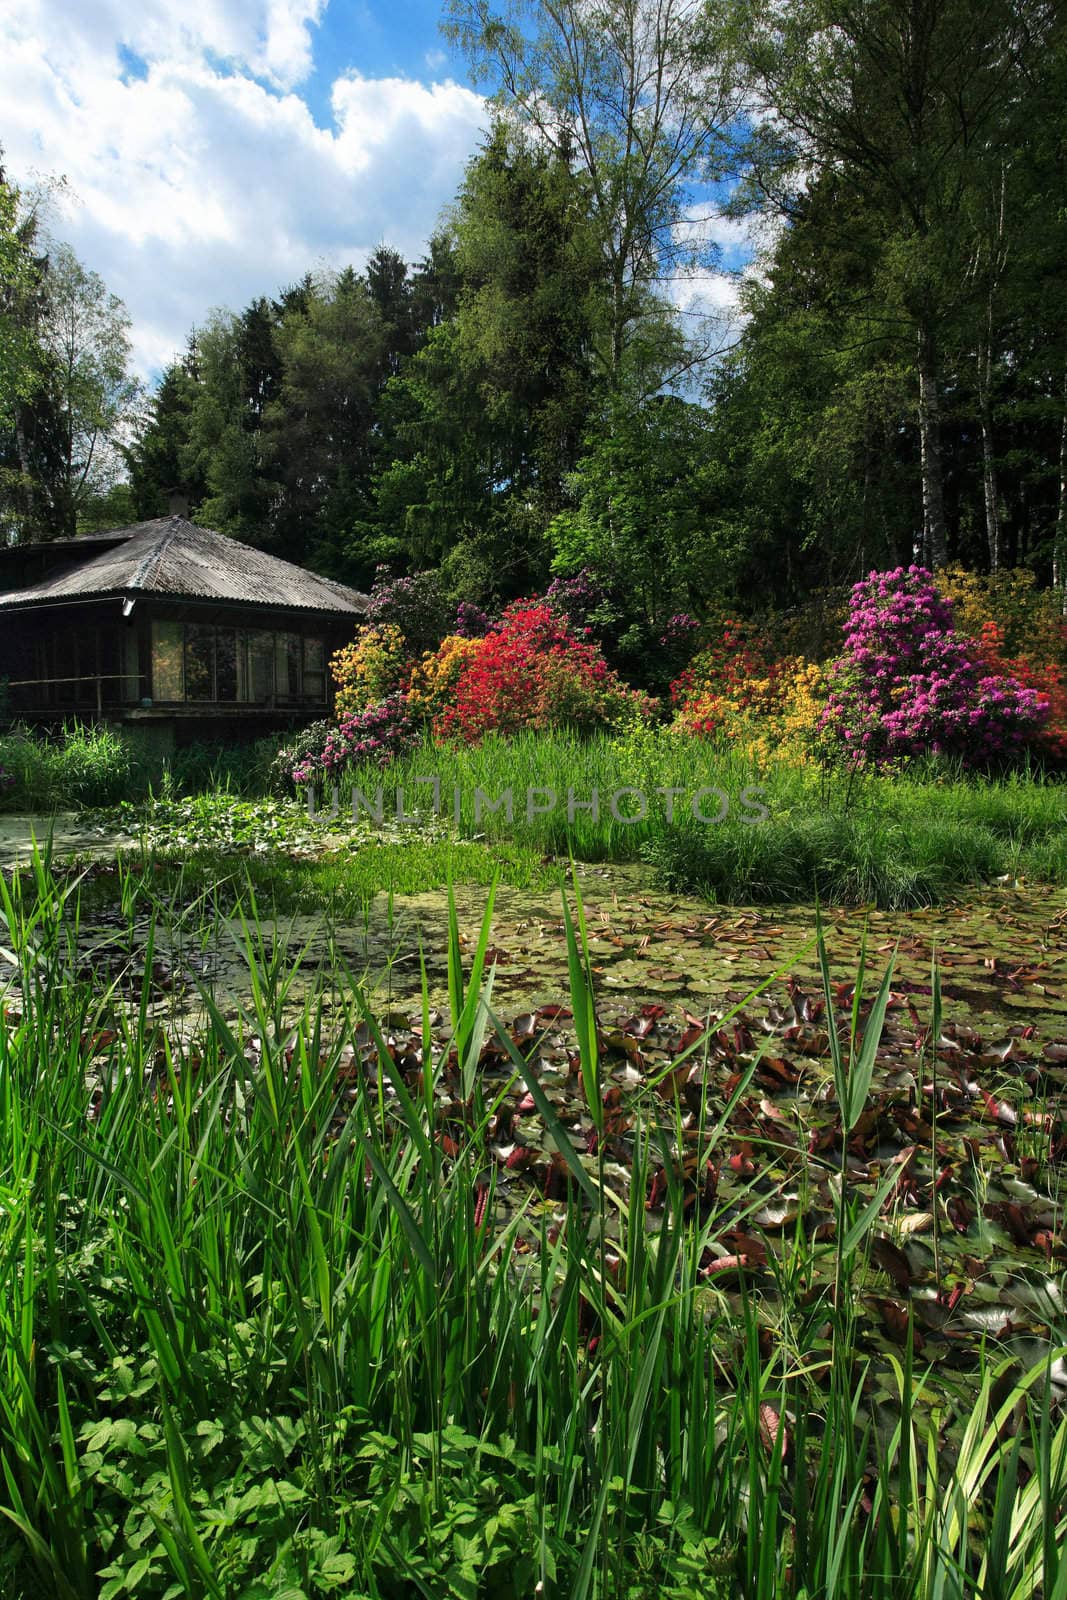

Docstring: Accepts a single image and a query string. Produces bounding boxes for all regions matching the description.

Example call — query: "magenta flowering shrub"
[291,694,420,785]
[817,566,1047,768]
[454,599,492,638]
[363,569,453,656]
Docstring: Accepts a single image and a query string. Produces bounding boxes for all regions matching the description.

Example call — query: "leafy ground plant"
[0,854,1064,1596]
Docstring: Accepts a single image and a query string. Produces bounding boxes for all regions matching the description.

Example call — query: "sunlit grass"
[330,731,1067,905]
[0,852,1063,1596]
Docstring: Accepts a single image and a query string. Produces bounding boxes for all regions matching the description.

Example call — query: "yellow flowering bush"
[672,656,828,767]
[406,635,482,732]
[330,624,411,720]
[938,565,1067,665]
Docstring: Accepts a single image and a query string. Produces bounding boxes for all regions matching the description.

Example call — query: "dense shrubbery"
[667,570,1059,773]
[293,566,1065,791]
[295,599,654,785]
[0,723,137,809]
[815,568,1046,768]
[362,568,455,656]
[406,634,483,732]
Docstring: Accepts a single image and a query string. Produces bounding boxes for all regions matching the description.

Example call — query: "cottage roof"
[0,517,369,616]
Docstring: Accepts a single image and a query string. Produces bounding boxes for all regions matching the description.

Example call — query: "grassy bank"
[327,730,1066,907]
[7,722,1066,908]
[0,858,1064,1596]
[0,722,284,811]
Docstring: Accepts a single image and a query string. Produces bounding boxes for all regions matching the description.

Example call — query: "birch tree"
[736,0,1058,568]
[444,0,744,391]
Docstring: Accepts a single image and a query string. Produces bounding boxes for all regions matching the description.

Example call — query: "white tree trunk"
[916,321,948,568]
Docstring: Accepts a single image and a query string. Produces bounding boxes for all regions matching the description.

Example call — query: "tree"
[1,239,141,540]
[548,393,730,637]
[126,343,207,519]
[368,124,617,594]
[0,161,41,433]
[736,0,1060,568]
[262,266,387,573]
[444,0,743,390]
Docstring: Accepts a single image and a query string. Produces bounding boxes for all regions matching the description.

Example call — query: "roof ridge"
[127,516,182,592]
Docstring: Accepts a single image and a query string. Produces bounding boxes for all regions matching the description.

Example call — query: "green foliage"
[0,859,1064,1597]
[0,724,290,812]
[331,729,1067,904]
[370,121,615,591]
[1,240,143,541]
[548,394,737,643]
[725,0,1067,584]
[0,722,137,809]
[125,352,206,520]
[445,0,742,389]
[0,161,41,434]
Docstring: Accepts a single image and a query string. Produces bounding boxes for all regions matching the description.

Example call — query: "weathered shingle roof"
[0,518,369,615]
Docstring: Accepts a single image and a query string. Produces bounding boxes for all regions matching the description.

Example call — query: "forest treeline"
[2,0,1066,633]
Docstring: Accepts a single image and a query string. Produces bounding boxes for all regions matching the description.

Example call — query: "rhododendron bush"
[978,620,1067,764]
[290,694,419,784]
[331,624,411,719]
[406,634,482,732]
[441,601,655,741]
[670,622,827,766]
[816,567,1047,768]
[290,563,1060,791]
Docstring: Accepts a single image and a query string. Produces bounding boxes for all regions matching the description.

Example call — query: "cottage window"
[243,630,274,703]
[151,620,327,705]
[274,633,302,702]
[184,624,214,700]
[152,621,184,700]
[121,626,141,702]
[215,629,238,701]
[303,638,325,701]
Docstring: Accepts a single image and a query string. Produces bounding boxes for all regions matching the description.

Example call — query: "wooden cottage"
[0,517,369,751]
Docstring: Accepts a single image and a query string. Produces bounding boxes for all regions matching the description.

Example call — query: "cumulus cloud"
[1,0,487,374]
[664,205,758,358]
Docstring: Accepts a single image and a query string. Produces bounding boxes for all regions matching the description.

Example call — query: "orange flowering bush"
[668,618,777,713]
[330,624,411,719]
[672,651,828,766]
[938,566,1067,663]
[978,619,1067,764]
[406,634,483,733]
[937,567,1067,765]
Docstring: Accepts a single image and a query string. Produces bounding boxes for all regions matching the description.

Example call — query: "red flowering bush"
[978,619,1067,765]
[442,601,655,741]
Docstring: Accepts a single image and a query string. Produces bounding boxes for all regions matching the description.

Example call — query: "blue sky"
[1,0,745,380]
[302,0,466,122]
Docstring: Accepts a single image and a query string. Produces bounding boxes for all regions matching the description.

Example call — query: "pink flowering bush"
[291,694,420,785]
[817,566,1047,768]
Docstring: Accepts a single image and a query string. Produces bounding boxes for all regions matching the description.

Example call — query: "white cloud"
[664,205,759,358]
[1,0,487,375]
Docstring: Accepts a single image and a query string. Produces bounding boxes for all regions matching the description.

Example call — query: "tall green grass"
[0,723,288,812]
[328,731,1067,906]
[0,853,1064,1596]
